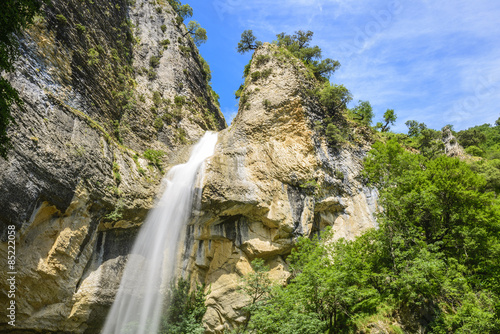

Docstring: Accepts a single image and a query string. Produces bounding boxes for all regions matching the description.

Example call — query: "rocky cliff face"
[0,2,378,332]
[0,0,224,332]
[182,44,379,333]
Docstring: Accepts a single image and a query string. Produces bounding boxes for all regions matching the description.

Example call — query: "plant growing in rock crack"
[144,149,166,171]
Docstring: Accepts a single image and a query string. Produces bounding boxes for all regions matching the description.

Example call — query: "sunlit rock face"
[0,0,224,332]
[182,44,379,333]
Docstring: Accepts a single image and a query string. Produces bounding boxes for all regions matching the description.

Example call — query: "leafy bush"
[75,23,86,33]
[174,95,186,106]
[159,278,207,334]
[143,149,166,168]
[161,24,167,33]
[152,91,162,107]
[161,39,170,48]
[56,14,68,24]
[466,145,485,157]
[317,82,352,115]
[150,55,160,68]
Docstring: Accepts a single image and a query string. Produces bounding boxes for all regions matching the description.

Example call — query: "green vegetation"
[150,55,160,68]
[159,278,207,334]
[75,23,86,33]
[237,30,262,54]
[161,39,171,48]
[348,100,373,126]
[457,118,500,159]
[238,138,500,333]
[143,149,166,170]
[184,21,207,46]
[0,0,49,158]
[56,14,68,24]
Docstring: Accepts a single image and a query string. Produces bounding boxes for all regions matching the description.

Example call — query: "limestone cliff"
[0,0,224,332]
[0,3,379,332]
[182,44,379,333]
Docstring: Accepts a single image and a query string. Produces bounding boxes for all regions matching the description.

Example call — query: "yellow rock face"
[181,44,379,332]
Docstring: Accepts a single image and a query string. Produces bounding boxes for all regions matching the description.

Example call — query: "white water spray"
[101,132,218,334]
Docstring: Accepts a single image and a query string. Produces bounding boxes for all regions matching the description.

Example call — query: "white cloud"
[211,0,500,130]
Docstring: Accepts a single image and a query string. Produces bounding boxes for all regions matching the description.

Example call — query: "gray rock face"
[0,0,224,332]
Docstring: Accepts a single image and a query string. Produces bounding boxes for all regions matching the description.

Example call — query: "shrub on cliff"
[0,0,49,158]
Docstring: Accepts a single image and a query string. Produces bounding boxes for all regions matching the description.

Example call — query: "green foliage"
[185,21,207,46]
[254,54,270,67]
[456,121,500,159]
[160,278,207,334]
[56,14,68,24]
[112,120,122,144]
[404,120,445,158]
[380,109,397,132]
[152,91,162,107]
[244,234,380,333]
[75,23,86,33]
[174,95,186,106]
[143,149,166,169]
[325,122,346,145]
[112,162,121,184]
[317,82,352,115]
[348,100,374,126]
[150,55,160,68]
[363,139,500,329]
[87,48,100,65]
[167,0,193,21]
[0,0,49,158]
[237,30,262,54]
[275,30,340,80]
[161,24,167,33]
[465,145,485,157]
[161,39,171,48]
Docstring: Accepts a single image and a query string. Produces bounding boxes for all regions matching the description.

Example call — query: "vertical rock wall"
[182,44,379,332]
[0,0,225,332]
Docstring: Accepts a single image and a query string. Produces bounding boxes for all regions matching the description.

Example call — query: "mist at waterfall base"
[101,132,218,334]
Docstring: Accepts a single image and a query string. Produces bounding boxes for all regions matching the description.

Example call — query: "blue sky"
[187,0,500,132]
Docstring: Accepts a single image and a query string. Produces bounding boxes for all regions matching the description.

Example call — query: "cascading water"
[101,132,218,334]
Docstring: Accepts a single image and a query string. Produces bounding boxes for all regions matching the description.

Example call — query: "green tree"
[239,258,273,331]
[237,30,262,54]
[317,82,352,115]
[349,100,373,126]
[245,234,379,334]
[160,278,207,334]
[380,109,396,132]
[184,21,207,46]
[457,128,487,148]
[275,30,339,80]
[1,0,48,158]
[167,0,193,20]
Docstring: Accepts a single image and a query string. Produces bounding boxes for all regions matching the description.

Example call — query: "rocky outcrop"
[442,126,466,158]
[0,0,224,332]
[0,3,378,331]
[182,44,379,332]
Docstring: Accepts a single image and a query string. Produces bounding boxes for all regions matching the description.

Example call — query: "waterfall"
[101,132,218,334]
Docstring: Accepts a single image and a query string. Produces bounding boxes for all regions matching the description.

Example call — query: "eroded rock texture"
[0,0,224,332]
[181,44,379,333]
